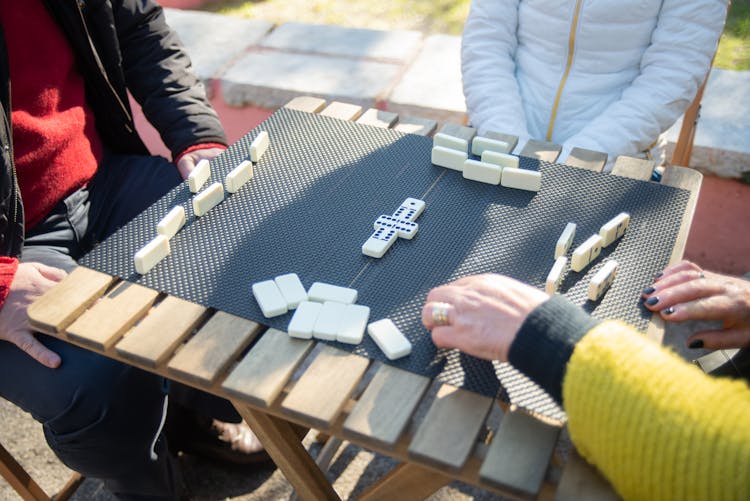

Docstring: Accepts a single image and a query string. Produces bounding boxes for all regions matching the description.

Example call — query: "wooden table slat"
[27,266,114,334]
[66,282,158,350]
[520,139,562,163]
[356,108,398,129]
[555,450,618,501]
[565,147,608,172]
[167,311,262,386]
[479,410,560,497]
[484,131,519,153]
[320,101,363,121]
[343,363,430,447]
[283,96,327,114]
[408,384,493,470]
[611,155,654,180]
[280,345,370,428]
[114,295,208,368]
[222,328,314,407]
[438,123,477,143]
[393,116,437,136]
[647,165,703,343]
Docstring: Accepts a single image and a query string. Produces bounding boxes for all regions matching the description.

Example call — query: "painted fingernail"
[689,339,704,349]
[643,286,656,295]
[663,307,675,315]
[655,272,663,279]
[645,296,659,306]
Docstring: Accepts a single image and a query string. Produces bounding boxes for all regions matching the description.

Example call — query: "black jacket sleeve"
[113,0,227,158]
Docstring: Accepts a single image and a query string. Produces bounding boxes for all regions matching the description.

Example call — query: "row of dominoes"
[133,132,270,275]
[431,133,541,192]
[546,212,630,300]
[251,274,412,360]
[362,198,426,258]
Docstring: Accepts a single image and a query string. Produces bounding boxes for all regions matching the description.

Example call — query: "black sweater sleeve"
[507,295,600,404]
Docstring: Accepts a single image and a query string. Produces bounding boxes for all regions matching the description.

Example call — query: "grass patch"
[716,0,750,70]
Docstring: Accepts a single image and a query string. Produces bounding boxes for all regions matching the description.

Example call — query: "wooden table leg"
[357,463,451,501]
[0,441,50,501]
[232,402,339,501]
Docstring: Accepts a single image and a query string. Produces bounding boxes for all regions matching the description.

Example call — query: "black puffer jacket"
[0,0,227,257]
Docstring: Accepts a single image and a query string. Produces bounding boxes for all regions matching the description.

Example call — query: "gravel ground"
[1,398,504,500]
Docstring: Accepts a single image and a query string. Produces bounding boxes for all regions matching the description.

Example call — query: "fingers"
[32,262,67,283]
[654,260,702,282]
[688,327,750,351]
[13,330,61,368]
[176,156,196,180]
[642,276,723,312]
[421,301,456,330]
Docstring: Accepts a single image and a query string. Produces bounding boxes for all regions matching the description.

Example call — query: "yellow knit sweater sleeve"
[563,321,750,500]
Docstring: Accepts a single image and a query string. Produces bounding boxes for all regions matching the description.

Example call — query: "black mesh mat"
[81,108,690,420]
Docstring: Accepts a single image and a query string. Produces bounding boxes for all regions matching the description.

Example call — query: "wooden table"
[26,97,702,501]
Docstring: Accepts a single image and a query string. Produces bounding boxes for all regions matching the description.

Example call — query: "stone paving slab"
[221,51,402,108]
[388,34,466,121]
[666,68,750,154]
[259,22,423,63]
[164,8,273,82]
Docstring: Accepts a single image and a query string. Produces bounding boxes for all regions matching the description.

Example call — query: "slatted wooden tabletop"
[26,96,702,501]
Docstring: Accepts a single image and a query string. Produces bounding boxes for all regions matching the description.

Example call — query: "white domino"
[312,301,347,341]
[571,234,604,272]
[501,167,542,192]
[599,212,630,247]
[555,222,577,259]
[252,280,288,318]
[463,159,502,185]
[274,273,307,309]
[481,150,519,169]
[588,260,619,301]
[287,301,322,339]
[157,206,186,239]
[308,282,358,304]
[367,318,412,360]
[362,227,398,258]
[250,130,270,162]
[472,136,511,156]
[192,182,224,217]
[374,215,418,239]
[432,146,468,171]
[134,235,170,275]
[546,256,568,294]
[392,197,425,222]
[337,304,371,345]
[433,132,469,153]
[188,158,210,193]
[225,160,254,193]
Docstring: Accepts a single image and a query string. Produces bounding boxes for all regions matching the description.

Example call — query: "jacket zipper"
[546,0,583,141]
[74,0,134,133]
[2,86,20,229]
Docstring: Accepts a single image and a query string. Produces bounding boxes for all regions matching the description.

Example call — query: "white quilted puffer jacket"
[462,0,728,167]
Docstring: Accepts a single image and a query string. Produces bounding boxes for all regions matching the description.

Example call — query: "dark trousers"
[0,153,228,500]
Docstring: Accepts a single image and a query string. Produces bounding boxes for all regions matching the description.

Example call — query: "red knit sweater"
[0,2,224,309]
[0,0,101,305]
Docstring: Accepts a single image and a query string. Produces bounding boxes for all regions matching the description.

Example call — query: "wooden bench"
[20,96,702,501]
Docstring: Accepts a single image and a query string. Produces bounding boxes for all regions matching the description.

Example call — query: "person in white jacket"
[462,0,728,168]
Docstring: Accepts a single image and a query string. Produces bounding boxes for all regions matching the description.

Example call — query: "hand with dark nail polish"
[643,286,656,295]
[663,307,675,315]
[645,296,659,306]
[688,339,704,349]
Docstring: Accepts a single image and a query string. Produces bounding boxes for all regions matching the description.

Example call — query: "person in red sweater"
[0,2,263,499]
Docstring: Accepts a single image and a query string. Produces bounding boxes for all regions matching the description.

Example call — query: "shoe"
[165,403,272,468]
